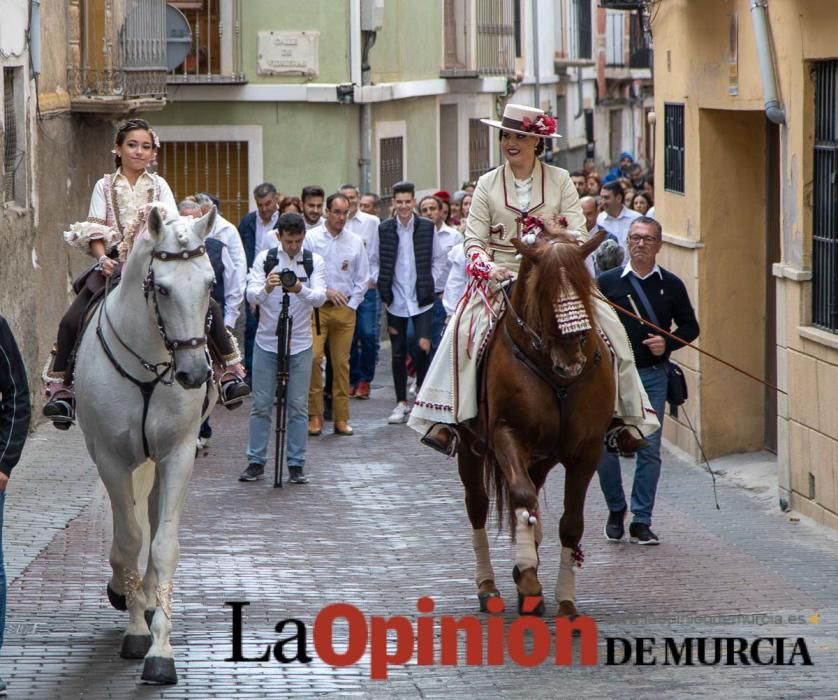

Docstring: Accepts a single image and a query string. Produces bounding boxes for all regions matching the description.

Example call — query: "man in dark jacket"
[238,182,280,379]
[377,181,445,424]
[0,315,31,695]
[596,217,699,545]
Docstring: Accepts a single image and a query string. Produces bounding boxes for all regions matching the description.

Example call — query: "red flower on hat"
[521,114,557,136]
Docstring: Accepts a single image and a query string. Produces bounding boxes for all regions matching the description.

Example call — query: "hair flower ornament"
[521,114,558,137]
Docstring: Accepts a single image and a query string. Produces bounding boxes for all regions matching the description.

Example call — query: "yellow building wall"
[652,0,838,525]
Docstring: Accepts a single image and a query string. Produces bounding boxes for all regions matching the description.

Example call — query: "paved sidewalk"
[2,355,837,698]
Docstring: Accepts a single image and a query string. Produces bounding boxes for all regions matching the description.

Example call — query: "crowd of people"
[34,114,694,541]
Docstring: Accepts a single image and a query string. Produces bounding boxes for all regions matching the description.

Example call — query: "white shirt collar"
[397,215,414,232]
[621,261,663,280]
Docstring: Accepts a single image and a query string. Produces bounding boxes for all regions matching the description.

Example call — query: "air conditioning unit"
[361,0,384,32]
[599,0,644,9]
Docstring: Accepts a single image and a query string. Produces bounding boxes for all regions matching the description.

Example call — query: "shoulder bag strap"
[626,273,660,327]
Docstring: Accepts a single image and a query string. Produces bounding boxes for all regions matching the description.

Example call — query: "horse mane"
[519,231,596,338]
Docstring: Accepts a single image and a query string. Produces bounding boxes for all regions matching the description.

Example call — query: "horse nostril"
[175,371,190,385]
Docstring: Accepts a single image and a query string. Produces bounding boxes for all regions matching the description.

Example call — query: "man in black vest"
[596,217,699,545]
[377,181,446,424]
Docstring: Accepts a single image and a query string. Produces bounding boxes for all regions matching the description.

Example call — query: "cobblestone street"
[3,358,838,699]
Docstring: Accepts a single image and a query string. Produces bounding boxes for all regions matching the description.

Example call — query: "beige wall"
[652,0,838,524]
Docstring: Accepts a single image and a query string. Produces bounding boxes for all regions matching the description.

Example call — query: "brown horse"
[458,229,615,617]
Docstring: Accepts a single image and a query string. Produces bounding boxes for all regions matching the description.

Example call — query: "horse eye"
[156,285,169,296]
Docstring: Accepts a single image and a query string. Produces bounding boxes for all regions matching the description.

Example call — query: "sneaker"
[288,467,309,484]
[629,522,660,545]
[387,402,410,424]
[238,463,265,482]
[604,508,626,541]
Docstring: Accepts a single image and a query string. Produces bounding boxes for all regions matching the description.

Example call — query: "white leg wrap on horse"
[124,569,143,608]
[472,528,495,586]
[156,581,173,620]
[514,508,539,571]
[555,546,577,603]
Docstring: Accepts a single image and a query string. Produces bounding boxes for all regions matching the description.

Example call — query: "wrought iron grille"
[813,60,838,333]
[475,0,516,76]
[379,136,404,207]
[575,0,592,60]
[664,103,685,194]
[156,141,249,225]
[167,0,243,83]
[68,0,167,100]
[629,11,652,69]
[469,119,491,182]
[3,69,18,203]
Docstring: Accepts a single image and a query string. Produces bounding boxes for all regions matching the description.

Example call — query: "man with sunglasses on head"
[596,217,699,545]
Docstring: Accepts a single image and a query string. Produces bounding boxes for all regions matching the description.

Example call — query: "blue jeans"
[246,344,312,469]
[349,288,380,385]
[597,363,668,526]
[431,296,446,353]
[244,304,258,378]
[0,490,5,651]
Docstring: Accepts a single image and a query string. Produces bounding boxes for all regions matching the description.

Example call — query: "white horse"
[75,205,216,685]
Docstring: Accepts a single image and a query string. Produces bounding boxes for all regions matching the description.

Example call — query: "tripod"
[273,290,293,488]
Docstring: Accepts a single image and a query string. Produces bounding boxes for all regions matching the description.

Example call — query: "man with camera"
[240,213,327,484]
[596,217,699,544]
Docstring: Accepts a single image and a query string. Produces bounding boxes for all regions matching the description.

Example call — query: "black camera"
[278,268,298,288]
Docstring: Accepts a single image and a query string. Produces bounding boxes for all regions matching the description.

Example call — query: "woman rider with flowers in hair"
[42,119,250,427]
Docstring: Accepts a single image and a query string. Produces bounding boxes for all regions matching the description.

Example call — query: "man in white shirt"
[240,213,327,484]
[301,185,325,231]
[341,184,381,400]
[377,182,446,424]
[596,181,641,249]
[193,193,248,298]
[418,194,464,349]
[304,193,369,436]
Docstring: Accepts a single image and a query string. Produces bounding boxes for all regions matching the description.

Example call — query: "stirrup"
[43,395,75,430]
[420,423,460,458]
[605,423,648,458]
[218,373,250,410]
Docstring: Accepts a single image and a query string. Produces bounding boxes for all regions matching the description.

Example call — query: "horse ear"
[511,237,541,264]
[147,206,164,241]
[192,205,217,241]
[578,228,607,259]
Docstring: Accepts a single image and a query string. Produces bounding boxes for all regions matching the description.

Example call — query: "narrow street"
[3,356,837,698]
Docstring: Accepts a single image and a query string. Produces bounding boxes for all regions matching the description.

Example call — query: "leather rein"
[96,244,209,458]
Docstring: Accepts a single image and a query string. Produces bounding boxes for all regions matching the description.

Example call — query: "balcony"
[166,0,245,84]
[604,10,652,79]
[629,12,652,69]
[67,0,168,113]
[442,0,516,79]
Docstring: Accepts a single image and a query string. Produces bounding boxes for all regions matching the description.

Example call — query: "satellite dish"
[166,4,192,72]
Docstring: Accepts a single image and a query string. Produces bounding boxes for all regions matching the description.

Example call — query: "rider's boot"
[605,417,650,457]
[43,382,75,430]
[219,362,251,410]
[420,423,461,457]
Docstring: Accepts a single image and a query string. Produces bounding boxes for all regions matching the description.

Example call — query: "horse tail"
[482,450,519,539]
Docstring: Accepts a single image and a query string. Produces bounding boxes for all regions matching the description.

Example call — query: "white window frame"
[152,125,263,211]
[375,120,407,195]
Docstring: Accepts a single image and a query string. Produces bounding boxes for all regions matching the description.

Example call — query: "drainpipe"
[29,0,41,76]
[750,0,785,125]
[359,31,376,194]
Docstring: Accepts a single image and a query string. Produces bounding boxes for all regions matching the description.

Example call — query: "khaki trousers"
[308,303,356,423]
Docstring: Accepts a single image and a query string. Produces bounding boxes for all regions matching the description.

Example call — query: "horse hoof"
[107,583,127,611]
[517,592,545,616]
[144,609,155,627]
[121,634,152,659]
[141,656,178,685]
[478,591,500,613]
[557,600,579,620]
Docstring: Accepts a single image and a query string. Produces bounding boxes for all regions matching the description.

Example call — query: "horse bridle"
[96,244,209,458]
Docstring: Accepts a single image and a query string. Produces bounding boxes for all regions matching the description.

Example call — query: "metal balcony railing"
[167,0,245,84]
[67,0,168,108]
[629,12,652,69]
[442,0,516,78]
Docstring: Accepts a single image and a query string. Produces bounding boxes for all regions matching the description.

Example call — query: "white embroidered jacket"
[63,169,177,260]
